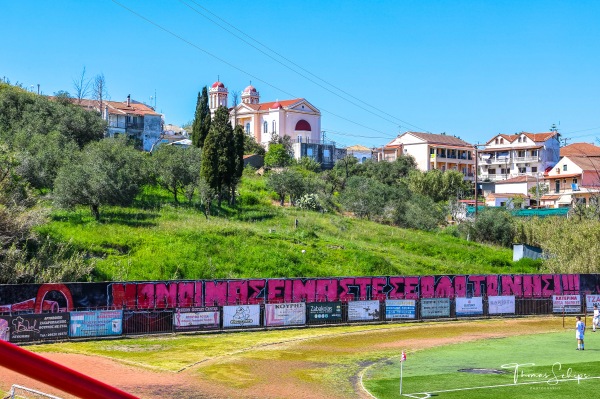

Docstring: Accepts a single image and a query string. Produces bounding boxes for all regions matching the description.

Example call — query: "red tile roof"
[403,132,473,147]
[560,142,600,157]
[495,175,538,184]
[485,131,558,145]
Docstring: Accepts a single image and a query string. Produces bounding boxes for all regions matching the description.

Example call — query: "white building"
[346,145,373,163]
[382,132,476,180]
[208,81,321,147]
[478,131,560,182]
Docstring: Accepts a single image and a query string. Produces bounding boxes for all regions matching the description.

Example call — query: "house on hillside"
[74,95,163,152]
[380,132,476,180]
[346,145,373,163]
[541,155,600,208]
[478,131,560,182]
[485,193,529,208]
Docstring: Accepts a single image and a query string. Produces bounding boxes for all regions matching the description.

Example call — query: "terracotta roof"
[568,156,600,173]
[540,194,561,200]
[495,175,538,184]
[485,131,558,145]
[106,100,159,116]
[543,173,581,179]
[241,98,303,111]
[346,145,372,152]
[212,81,224,88]
[65,97,160,116]
[560,142,600,157]
[401,132,473,147]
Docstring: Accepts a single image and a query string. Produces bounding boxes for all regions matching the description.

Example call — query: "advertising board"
[385,300,416,319]
[348,300,380,321]
[456,297,483,316]
[223,305,261,328]
[264,303,306,327]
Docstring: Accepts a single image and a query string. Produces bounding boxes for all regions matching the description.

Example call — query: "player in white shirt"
[593,305,599,332]
[576,316,585,350]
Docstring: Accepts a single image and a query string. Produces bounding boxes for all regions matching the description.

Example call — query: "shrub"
[296,193,322,211]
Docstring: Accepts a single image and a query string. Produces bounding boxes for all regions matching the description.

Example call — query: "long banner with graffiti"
[0,273,597,314]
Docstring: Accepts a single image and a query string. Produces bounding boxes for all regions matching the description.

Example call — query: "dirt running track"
[0,318,564,399]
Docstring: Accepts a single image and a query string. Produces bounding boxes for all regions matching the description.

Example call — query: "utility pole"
[474,144,479,217]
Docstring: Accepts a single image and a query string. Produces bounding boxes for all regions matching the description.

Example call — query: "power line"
[110,0,395,137]
[179,0,430,133]
[324,128,397,139]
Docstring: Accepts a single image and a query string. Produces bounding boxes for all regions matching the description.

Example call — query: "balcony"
[513,156,540,163]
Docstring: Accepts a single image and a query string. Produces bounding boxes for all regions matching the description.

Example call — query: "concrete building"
[478,131,560,182]
[381,132,476,180]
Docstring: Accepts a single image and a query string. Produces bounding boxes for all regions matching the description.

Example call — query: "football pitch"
[362,328,600,399]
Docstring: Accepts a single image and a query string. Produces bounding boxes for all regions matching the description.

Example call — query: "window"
[563,164,568,171]
[263,121,268,133]
[500,138,504,144]
[272,121,276,134]
[501,168,510,175]
[489,168,496,175]
[518,137,522,142]
[532,166,537,173]
[518,167,526,173]
[531,150,538,157]
[297,135,302,143]
[245,123,250,134]
[573,178,578,184]
[555,180,560,193]
[495,138,499,144]
[517,150,525,158]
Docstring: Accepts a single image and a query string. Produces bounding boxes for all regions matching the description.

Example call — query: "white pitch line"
[405,375,600,397]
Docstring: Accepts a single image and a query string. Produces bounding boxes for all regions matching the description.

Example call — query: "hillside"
[37,175,537,282]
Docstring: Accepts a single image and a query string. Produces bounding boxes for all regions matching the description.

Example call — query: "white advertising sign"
[348,300,381,321]
[552,295,581,313]
[223,305,261,328]
[585,295,600,312]
[456,297,483,316]
[264,303,306,326]
[488,296,515,315]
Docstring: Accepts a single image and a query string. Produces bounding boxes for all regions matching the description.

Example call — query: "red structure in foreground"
[0,339,139,399]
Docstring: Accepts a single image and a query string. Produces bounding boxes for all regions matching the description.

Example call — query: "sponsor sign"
[0,316,9,341]
[69,310,123,337]
[553,295,581,313]
[10,313,69,343]
[265,303,306,327]
[174,307,220,332]
[307,301,343,323]
[385,299,416,319]
[223,305,261,328]
[456,297,483,316]
[421,298,451,318]
[585,294,600,312]
[348,300,380,321]
[488,296,515,315]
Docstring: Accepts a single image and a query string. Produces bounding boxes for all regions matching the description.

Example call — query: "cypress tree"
[192,86,211,148]
[229,124,246,205]
[201,106,233,207]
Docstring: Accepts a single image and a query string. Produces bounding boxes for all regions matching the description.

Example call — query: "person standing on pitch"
[576,316,585,350]
[593,305,599,332]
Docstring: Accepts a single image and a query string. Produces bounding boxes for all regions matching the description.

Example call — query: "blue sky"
[3,0,600,148]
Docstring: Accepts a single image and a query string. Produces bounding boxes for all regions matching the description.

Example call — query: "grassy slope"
[37,175,536,281]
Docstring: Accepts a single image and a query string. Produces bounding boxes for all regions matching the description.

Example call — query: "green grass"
[37,174,537,281]
[364,330,600,398]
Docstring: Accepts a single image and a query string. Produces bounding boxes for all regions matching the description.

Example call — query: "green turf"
[363,330,600,398]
